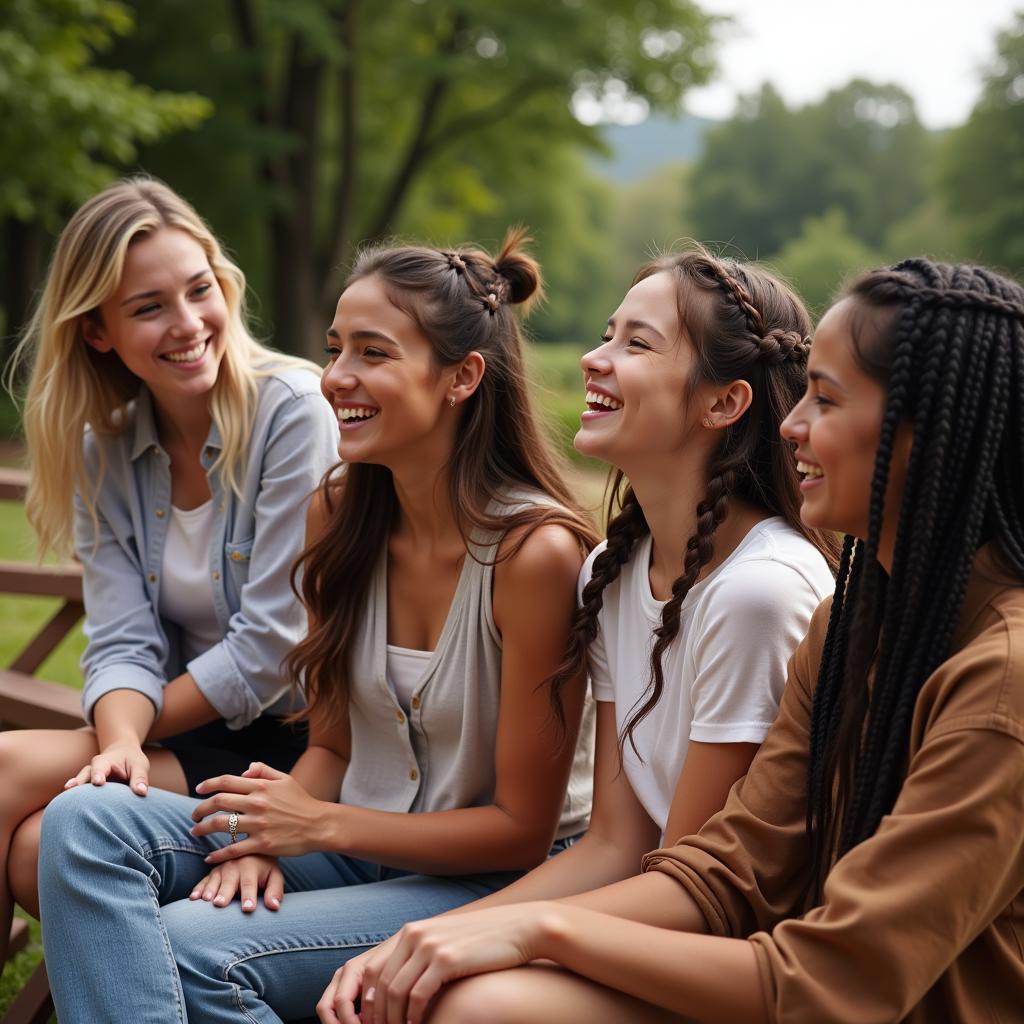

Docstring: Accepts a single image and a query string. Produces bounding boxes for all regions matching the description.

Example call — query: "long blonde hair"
[7,176,318,558]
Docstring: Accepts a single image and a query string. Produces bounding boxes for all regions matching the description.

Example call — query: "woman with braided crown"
[36,231,597,1023]
[324,248,838,1022]
[330,258,1024,1024]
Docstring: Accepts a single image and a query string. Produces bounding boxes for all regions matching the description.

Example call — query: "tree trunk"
[1,218,46,365]
[269,213,321,360]
[319,1,360,314]
[268,38,326,359]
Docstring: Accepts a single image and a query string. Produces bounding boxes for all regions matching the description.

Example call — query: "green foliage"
[608,162,695,286]
[687,79,929,259]
[773,208,880,316]
[95,0,719,353]
[883,197,968,266]
[0,0,211,225]
[941,13,1024,276]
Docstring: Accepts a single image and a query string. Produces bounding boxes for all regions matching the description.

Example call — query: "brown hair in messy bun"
[289,229,597,727]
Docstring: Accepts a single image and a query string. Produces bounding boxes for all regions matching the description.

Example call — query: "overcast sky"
[683,0,1021,128]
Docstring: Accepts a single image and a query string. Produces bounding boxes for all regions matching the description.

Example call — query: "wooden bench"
[0,467,84,1024]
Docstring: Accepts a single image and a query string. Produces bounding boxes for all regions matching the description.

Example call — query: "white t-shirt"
[581,517,833,838]
[160,501,222,664]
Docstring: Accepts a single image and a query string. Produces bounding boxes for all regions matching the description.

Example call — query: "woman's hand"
[189,854,284,912]
[332,903,556,1024]
[317,936,401,1024]
[190,761,332,862]
[64,739,150,795]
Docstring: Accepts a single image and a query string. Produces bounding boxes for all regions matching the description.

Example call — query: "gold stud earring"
[702,416,712,428]
[449,395,456,408]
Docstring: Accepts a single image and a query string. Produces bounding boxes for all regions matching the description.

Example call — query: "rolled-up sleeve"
[747,719,1024,1023]
[644,598,1024,1023]
[77,491,169,723]
[187,387,338,727]
[643,611,820,937]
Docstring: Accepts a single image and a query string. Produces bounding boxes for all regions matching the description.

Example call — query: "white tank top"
[159,500,222,664]
[339,489,595,840]
[386,644,433,712]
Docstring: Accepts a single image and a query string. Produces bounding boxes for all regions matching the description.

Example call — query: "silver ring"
[228,811,240,843]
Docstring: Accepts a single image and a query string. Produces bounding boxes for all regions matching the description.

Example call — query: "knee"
[9,813,42,916]
[429,973,531,1024]
[163,899,229,976]
[41,782,137,853]
[0,732,37,815]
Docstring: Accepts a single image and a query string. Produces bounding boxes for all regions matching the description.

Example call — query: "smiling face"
[83,227,228,415]
[321,274,458,469]
[781,298,910,542]
[575,271,708,470]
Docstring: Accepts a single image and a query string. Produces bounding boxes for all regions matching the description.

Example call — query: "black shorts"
[159,715,309,796]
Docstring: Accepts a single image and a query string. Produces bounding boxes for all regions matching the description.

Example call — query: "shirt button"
[395,709,405,723]
[212,570,220,581]
[155,509,165,519]
[410,696,421,710]
[409,768,418,781]
[147,572,157,583]
[230,551,242,562]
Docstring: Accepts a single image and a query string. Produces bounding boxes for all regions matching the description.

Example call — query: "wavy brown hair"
[549,247,841,753]
[287,229,598,728]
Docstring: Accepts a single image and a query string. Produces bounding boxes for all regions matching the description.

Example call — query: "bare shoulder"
[495,521,587,595]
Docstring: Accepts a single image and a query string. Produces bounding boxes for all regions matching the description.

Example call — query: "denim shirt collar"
[128,387,223,462]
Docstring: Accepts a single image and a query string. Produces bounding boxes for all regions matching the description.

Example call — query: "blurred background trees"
[1,1,1022,376]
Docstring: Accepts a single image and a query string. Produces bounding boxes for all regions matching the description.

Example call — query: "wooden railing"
[0,466,84,1024]
[0,468,84,732]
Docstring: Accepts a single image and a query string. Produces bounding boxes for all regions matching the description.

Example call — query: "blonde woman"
[0,177,337,962]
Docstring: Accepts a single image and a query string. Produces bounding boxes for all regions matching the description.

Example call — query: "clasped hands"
[187,762,329,913]
[316,903,558,1024]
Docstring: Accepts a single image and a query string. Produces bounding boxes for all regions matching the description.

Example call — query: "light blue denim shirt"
[75,367,339,729]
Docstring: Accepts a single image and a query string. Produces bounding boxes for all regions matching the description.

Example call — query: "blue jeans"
[40,784,568,1023]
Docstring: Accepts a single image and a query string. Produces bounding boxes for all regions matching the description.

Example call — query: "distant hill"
[593,113,718,182]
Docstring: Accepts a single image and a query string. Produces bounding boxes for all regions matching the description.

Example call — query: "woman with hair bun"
[38,230,598,1024]
[335,258,1024,1024]
[0,176,337,963]
[329,247,838,1023]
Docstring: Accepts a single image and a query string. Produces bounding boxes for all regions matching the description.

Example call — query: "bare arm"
[66,688,162,792]
[662,739,759,846]
[93,689,157,749]
[444,700,660,907]
[197,522,589,875]
[304,522,590,874]
[146,674,219,740]
[536,902,765,1024]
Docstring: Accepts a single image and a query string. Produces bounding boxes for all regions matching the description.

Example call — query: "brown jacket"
[644,547,1024,1023]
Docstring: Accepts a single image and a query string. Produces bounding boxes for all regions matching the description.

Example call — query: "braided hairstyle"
[805,259,1024,905]
[549,248,841,749]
